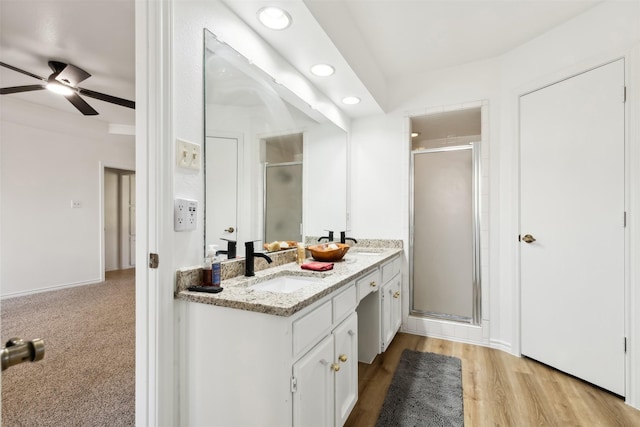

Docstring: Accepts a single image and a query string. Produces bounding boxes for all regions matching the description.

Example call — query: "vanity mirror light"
[204,29,347,258]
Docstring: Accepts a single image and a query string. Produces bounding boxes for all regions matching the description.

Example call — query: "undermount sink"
[248,275,322,293]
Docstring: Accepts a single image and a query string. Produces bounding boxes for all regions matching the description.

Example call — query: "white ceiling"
[0,0,602,125]
[0,0,135,126]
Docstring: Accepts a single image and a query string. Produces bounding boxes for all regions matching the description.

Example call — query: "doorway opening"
[103,167,136,274]
[410,107,482,325]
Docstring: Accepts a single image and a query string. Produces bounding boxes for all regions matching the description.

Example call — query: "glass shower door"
[411,144,480,324]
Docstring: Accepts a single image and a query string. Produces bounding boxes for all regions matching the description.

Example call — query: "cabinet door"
[390,276,402,336]
[381,280,394,352]
[293,335,334,427]
[334,313,358,427]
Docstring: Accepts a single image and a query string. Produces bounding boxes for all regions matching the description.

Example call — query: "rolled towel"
[301,262,334,271]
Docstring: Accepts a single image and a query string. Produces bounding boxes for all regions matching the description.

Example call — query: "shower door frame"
[409,143,482,325]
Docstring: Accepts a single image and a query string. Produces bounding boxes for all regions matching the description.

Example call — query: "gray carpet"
[1,269,135,426]
[376,349,464,427]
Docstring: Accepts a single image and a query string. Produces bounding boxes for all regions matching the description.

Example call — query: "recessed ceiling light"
[46,82,74,96]
[341,96,361,105]
[257,7,292,30]
[411,132,420,138]
[310,64,335,77]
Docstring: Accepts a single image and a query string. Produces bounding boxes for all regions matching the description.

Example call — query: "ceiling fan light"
[46,82,74,96]
[257,7,292,30]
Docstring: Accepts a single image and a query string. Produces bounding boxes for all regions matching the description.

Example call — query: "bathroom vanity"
[176,247,402,426]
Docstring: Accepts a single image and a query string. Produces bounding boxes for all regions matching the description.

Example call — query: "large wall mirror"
[204,29,347,258]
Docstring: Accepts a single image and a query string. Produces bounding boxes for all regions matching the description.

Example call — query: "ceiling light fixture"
[411,132,420,138]
[341,96,361,105]
[257,7,292,30]
[310,64,335,77]
[46,82,74,96]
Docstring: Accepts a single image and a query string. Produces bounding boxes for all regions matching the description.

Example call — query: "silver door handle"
[1,337,45,371]
[224,227,235,233]
[522,234,536,243]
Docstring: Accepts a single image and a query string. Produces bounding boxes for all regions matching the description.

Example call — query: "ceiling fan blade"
[0,84,46,94]
[52,62,91,86]
[64,93,98,115]
[0,62,47,82]
[78,87,135,109]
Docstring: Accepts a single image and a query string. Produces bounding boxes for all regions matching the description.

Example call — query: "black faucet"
[244,241,273,277]
[340,231,357,245]
[318,230,334,242]
[216,238,237,259]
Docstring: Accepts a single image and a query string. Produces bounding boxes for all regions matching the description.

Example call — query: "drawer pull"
[370,281,377,288]
[339,354,348,363]
[393,291,400,299]
[331,363,341,372]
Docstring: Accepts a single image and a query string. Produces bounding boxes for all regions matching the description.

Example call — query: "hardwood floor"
[345,332,640,427]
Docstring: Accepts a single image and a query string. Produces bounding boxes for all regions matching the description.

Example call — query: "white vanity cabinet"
[181,281,358,427]
[293,312,358,427]
[357,254,402,362]
[380,255,402,352]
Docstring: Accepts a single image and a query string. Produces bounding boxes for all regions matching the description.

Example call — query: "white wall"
[0,97,135,296]
[350,0,640,351]
[349,0,640,405]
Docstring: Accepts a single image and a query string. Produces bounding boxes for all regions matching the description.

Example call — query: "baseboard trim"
[1,278,103,299]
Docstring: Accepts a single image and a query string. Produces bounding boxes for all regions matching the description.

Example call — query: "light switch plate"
[174,198,197,231]
[176,139,201,170]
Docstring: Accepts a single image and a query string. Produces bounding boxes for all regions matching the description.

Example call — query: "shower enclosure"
[410,143,481,324]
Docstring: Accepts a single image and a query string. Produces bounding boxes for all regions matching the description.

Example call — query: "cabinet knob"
[339,354,348,363]
[331,363,341,372]
[370,281,377,288]
[393,291,400,299]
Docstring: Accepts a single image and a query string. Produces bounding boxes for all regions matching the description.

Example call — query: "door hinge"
[149,253,159,269]
[290,376,297,393]
[623,86,627,103]
[624,337,627,353]
[624,212,627,228]
[518,234,521,242]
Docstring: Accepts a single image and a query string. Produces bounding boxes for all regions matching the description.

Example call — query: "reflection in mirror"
[264,134,303,243]
[204,29,347,258]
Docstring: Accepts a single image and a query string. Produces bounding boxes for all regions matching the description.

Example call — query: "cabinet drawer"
[293,300,332,357]
[333,283,356,323]
[382,255,401,284]
[357,269,381,301]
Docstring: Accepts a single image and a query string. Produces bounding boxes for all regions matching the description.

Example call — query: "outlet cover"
[174,198,197,231]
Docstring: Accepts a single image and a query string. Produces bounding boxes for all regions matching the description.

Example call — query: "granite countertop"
[175,247,403,317]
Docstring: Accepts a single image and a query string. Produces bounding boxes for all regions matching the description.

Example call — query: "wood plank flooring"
[345,332,640,427]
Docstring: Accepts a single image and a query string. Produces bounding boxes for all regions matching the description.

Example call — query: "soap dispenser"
[202,250,213,286]
[208,244,221,286]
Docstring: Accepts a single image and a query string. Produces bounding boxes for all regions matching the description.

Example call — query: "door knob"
[1,337,45,371]
[331,363,341,372]
[522,234,536,243]
[339,354,348,362]
[224,227,235,233]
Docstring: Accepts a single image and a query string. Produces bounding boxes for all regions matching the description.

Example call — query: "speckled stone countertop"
[175,247,402,317]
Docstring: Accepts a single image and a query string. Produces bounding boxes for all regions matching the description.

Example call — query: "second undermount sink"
[248,275,323,293]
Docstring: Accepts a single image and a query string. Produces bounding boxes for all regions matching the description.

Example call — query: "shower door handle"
[522,234,536,243]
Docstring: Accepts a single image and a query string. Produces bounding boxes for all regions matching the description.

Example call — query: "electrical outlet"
[176,139,201,171]
[71,200,82,208]
[174,198,197,231]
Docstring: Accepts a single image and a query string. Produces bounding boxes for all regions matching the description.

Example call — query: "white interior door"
[520,59,625,395]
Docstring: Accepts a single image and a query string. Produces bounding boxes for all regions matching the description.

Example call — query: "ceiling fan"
[0,60,135,115]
